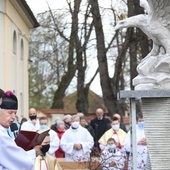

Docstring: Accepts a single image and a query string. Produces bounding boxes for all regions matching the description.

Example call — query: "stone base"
[142,98,170,170]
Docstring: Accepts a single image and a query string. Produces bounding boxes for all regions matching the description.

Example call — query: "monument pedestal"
[118,91,170,170]
[142,98,170,170]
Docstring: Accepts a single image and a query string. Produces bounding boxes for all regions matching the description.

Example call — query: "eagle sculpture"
[115,0,170,58]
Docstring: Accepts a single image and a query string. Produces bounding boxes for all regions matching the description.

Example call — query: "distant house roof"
[37,90,106,116]
[11,0,39,28]
[37,108,66,116]
[37,91,130,124]
[63,90,107,114]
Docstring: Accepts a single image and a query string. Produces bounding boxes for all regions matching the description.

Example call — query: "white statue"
[115,0,170,90]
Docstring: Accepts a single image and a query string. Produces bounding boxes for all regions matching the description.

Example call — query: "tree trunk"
[51,0,81,109]
[76,3,95,115]
[112,34,130,115]
[51,65,76,108]
[89,0,116,116]
[76,37,88,115]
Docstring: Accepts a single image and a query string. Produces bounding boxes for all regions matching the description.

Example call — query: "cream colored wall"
[0,0,33,121]
[0,0,5,87]
[6,0,30,38]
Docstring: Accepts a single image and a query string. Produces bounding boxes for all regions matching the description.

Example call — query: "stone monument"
[115,0,170,169]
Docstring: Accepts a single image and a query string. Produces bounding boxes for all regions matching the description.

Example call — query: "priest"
[0,90,42,170]
[60,115,94,161]
[98,117,127,150]
[124,113,147,170]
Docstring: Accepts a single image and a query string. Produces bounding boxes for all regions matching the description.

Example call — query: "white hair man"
[60,115,94,161]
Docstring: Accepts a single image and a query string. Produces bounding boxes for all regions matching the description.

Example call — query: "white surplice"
[100,147,125,170]
[48,129,59,157]
[60,125,94,161]
[124,125,148,170]
[20,119,40,131]
[0,125,36,170]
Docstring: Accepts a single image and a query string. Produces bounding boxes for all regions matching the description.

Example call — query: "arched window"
[12,30,17,93]
[13,31,17,55]
[20,38,24,114]
[20,39,24,60]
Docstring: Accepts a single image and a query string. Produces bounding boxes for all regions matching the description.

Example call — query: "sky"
[26,0,126,15]
[26,0,67,15]
[26,0,126,96]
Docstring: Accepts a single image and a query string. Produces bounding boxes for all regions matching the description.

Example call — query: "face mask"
[41,144,50,155]
[71,122,79,129]
[112,124,120,131]
[40,125,48,129]
[107,144,116,150]
[138,121,144,129]
[29,115,37,120]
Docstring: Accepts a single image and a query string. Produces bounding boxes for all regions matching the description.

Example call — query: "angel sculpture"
[115,0,170,90]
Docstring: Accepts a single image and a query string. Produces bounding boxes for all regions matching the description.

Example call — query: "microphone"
[10,123,19,138]
[94,123,98,128]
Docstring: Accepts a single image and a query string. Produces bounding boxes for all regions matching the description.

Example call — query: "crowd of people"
[0,89,148,170]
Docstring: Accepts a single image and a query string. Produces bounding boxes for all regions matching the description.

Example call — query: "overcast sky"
[26,0,67,15]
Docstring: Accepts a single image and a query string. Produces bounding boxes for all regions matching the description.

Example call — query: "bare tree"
[75,2,98,115]
[50,0,79,108]
[29,1,98,111]
[89,0,151,116]
[49,1,99,113]
[29,0,150,115]
[89,0,121,116]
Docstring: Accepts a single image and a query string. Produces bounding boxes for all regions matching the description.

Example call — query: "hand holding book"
[15,128,50,151]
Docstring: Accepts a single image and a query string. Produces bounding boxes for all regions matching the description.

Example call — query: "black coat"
[120,122,127,133]
[50,123,57,132]
[84,124,95,139]
[90,117,111,147]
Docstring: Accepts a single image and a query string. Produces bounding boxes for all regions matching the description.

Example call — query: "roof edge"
[10,0,40,28]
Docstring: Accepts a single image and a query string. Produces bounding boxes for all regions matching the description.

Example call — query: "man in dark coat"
[90,108,111,152]
[80,116,95,139]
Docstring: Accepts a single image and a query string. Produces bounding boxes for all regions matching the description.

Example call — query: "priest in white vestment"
[0,90,42,170]
[124,113,147,170]
[20,108,40,131]
[60,115,94,161]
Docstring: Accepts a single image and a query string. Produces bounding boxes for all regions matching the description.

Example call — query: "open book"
[15,128,50,151]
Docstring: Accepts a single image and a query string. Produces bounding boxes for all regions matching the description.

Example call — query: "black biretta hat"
[0,91,18,110]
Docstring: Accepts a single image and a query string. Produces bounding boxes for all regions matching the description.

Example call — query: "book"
[15,128,50,151]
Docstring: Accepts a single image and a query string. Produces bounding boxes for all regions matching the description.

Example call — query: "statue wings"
[148,0,170,28]
[115,0,170,89]
[115,0,170,57]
